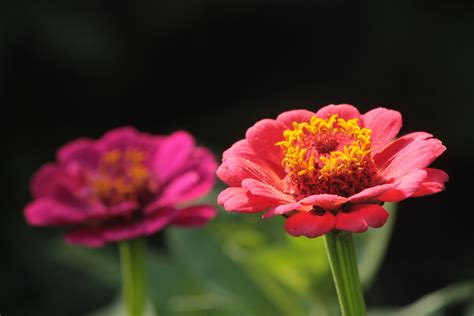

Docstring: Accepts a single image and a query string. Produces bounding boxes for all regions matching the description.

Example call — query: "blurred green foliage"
[49,191,469,316]
[49,197,473,316]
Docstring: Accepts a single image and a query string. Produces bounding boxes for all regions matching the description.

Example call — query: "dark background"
[1,0,473,315]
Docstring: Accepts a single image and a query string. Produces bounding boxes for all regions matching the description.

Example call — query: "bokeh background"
[1,0,474,315]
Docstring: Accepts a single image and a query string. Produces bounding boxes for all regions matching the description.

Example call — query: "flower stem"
[119,238,147,316]
[324,232,367,316]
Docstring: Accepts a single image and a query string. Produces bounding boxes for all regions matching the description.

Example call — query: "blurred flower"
[217,104,447,238]
[25,127,217,247]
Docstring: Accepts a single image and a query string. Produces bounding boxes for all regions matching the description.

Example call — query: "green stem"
[324,232,367,316]
[119,238,147,316]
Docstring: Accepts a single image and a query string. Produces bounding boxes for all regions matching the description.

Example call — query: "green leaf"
[87,297,156,316]
[368,281,474,316]
[355,202,398,290]
[51,240,120,288]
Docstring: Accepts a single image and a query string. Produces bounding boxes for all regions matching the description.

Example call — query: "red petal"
[377,138,446,181]
[373,132,433,167]
[335,204,389,233]
[276,109,315,128]
[412,168,449,197]
[362,108,402,154]
[221,139,286,178]
[349,183,398,203]
[284,211,336,238]
[241,179,294,202]
[245,119,287,165]
[298,194,348,211]
[315,104,361,120]
[217,187,278,213]
[274,203,300,215]
[377,169,427,202]
[217,156,284,190]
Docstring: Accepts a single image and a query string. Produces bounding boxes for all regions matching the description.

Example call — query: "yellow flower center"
[276,114,374,196]
[91,149,152,205]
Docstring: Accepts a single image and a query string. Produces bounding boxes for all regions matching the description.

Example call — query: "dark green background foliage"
[1,0,473,315]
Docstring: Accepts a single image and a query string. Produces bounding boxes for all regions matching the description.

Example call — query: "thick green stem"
[119,238,147,316]
[324,232,367,316]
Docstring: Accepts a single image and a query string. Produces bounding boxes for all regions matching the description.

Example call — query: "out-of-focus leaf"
[87,297,156,316]
[146,249,236,316]
[168,225,285,316]
[51,241,120,287]
[64,188,402,316]
[465,299,474,316]
[368,281,474,316]
[355,202,398,290]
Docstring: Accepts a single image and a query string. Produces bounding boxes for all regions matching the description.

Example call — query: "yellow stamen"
[275,114,372,179]
[102,149,121,164]
[92,148,150,204]
[126,149,148,164]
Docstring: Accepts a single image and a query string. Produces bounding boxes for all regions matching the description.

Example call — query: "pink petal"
[377,169,428,202]
[349,183,398,203]
[284,211,336,238]
[57,138,100,169]
[362,108,402,154]
[65,207,179,247]
[28,165,94,214]
[276,109,315,128]
[412,168,449,197]
[29,163,69,198]
[170,205,216,227]
[335,204,389,233]
[151,131,196,183]
[217,156,284,190]
[103,202,140,219]
[377,138,446,181]
[245,119,287,165]
[298,194,348,211]
[217,187,278,213]
[24,197,138,226]
[65,227,106,248]
[373,132,433,167]
[149,147,216,209]
[106,207,178,241]
[96,126,141,151]
[24,198,88,226]
[315,104,361,120]
[179,147,217,200]
[27,163,140,224]
[154,147,217,205]
[145,171,200,212]
[241,178,294,202]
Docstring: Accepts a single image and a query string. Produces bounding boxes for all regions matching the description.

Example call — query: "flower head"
[25,127,217,247]
[217,104,447,237]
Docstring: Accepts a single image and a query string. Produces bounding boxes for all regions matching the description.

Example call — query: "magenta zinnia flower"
[25,127,217,247]
[217,104,447,237]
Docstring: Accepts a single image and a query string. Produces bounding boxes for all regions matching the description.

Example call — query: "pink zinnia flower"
[217,104,447,237]
[25,127,217,247]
